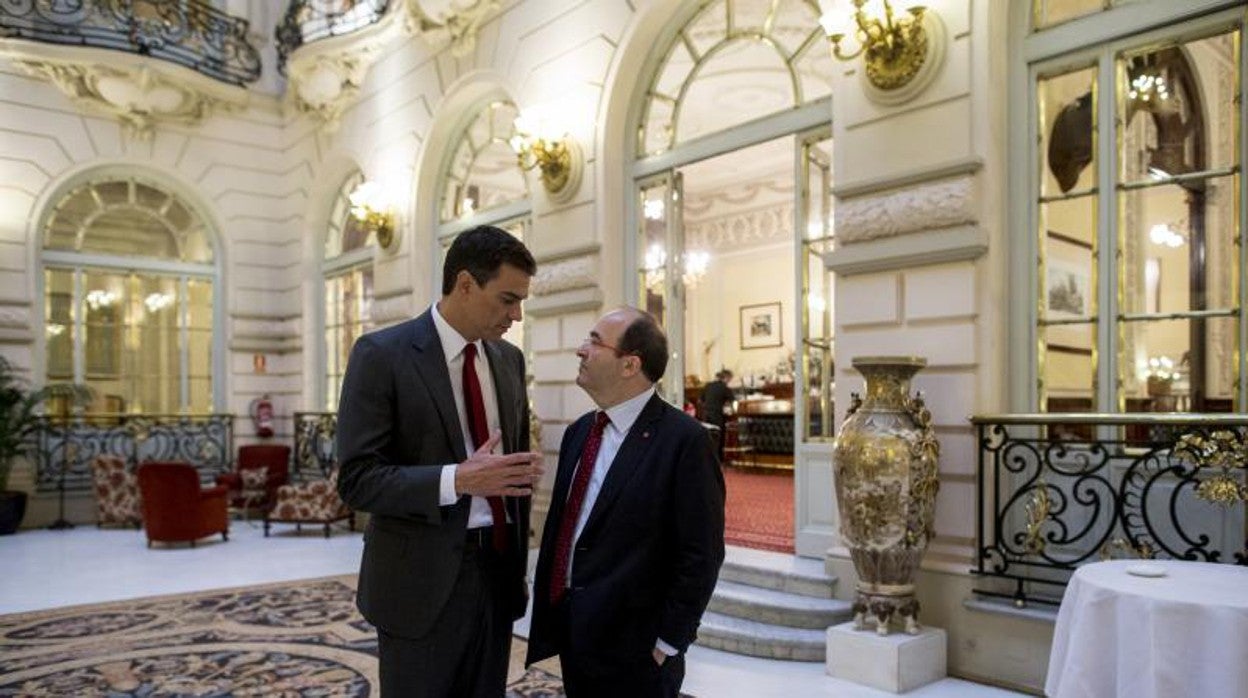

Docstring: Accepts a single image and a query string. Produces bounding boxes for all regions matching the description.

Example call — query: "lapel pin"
[643,431,650,438]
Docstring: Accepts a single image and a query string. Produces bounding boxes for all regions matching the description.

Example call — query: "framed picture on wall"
[739,302,782,349]
[1043,230,1095,354]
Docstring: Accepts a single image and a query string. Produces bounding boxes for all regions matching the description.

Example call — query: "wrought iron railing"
[293,411,337,478]
[275,0,389,74]
[972,413,1248,606]
[0,0,261,85]
[31,413,234,493]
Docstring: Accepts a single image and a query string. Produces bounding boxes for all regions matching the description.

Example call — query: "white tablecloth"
[1045,559,1248,698]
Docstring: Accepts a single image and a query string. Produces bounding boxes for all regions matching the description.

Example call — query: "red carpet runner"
[722,465,794,553]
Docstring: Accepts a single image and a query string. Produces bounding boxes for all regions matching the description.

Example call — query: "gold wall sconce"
[510,110,583,203]
[348,180,399,251]
[819,0,945,104]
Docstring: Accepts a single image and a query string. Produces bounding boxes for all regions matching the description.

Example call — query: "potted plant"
[0,356,91,534]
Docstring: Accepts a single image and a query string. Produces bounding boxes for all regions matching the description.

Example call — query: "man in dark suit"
[527,307,725,698]
[336,226,544,698]
[698,368,734,460]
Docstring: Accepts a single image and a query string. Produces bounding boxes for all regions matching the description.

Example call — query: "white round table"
[1045,559,1248,698]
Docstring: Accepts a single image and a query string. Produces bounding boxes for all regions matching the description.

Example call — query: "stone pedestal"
[826,622,947,693]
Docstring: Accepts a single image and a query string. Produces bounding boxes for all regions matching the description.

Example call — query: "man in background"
[698,368,734,460]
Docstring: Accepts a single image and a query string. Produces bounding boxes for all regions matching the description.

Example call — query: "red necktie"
[462,342,508,552]
[548,410,610,604]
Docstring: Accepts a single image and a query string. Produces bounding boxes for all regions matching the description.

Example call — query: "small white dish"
[1126,563,1167,578]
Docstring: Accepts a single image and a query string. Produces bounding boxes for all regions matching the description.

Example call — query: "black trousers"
[551,598,685,698]
[560,652,685,698]
[376,540,511,698]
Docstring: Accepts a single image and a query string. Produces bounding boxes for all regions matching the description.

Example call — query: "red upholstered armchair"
[214,444,291,514]
[136,461,229,547]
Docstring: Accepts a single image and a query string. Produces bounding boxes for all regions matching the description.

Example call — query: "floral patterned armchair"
[263,469,354,538]
[90,455,141,528]
[215,444,290,514]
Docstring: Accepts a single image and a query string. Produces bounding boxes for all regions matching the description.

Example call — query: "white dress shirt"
[566,386,677,656]
[431,303,504,529]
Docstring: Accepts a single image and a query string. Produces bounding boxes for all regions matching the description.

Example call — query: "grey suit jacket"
[336,308,531,639]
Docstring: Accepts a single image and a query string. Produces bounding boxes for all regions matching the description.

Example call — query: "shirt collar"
[603,387,655,435]
[431,302,477,362]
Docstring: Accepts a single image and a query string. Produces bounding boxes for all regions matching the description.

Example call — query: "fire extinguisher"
[250,394,274,438]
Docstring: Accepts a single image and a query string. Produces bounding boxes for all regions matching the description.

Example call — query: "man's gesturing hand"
[455,431,544,497]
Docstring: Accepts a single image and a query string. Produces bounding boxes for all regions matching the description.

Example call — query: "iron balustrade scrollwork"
[275,0,389,74]
[0,0,261,85]
[973,413,1248,606]
[293,411,337,478]
[31,413,234,493]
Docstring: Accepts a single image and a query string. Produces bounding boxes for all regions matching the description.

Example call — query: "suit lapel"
[543,415,591,545]
[578,394,666,543]
[408,310,468,463]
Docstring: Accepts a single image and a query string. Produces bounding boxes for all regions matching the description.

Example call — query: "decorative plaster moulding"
[2,43,248,139]
[687,202,795,252]
[370,293,415,326]
[530,254,597,296]
[283,9,405,133]
[824,225,986,277]
[283,0,498,132]
[837,177,975,244]
[406,0,501,57]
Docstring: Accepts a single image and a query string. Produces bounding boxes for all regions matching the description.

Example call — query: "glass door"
[636,171,685,405]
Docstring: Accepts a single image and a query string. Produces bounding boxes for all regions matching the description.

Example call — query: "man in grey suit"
[336,226,544,698]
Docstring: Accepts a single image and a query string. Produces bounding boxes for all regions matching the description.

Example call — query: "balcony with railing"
[31,413,235,495]
[0,0,261,85]
[973,413,1248,607]
[275,0,390,75]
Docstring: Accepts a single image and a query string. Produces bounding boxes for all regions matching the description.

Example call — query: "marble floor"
[1,523,1024,697]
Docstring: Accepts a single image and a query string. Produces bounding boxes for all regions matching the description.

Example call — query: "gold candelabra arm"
[511,131,582,201]
[823,0,940,95]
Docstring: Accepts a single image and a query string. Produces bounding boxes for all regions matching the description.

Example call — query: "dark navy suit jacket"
[526,393,725,672]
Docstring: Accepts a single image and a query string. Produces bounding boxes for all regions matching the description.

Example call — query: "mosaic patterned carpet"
[0,575,564,697]
[723,465,795,553]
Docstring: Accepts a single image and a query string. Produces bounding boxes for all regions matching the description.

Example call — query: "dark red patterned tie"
[462,342,508,552]
[549,411,610,604]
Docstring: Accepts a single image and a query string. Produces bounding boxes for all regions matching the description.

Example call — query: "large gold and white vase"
[833,356,940,635]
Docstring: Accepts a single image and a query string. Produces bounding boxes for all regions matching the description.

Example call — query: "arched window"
[440,100,529,224]
[322,170,375,410]
[437,99,530,349]
[638,0,832,156]
[42,176,217,414]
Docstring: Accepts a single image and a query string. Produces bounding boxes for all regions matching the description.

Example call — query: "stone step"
[696,610,828,662]
[708,580,854,630]
[718,545,837,598]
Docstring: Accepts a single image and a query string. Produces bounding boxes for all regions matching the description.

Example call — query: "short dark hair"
[617,310,668,383]
[441,226,537,295]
